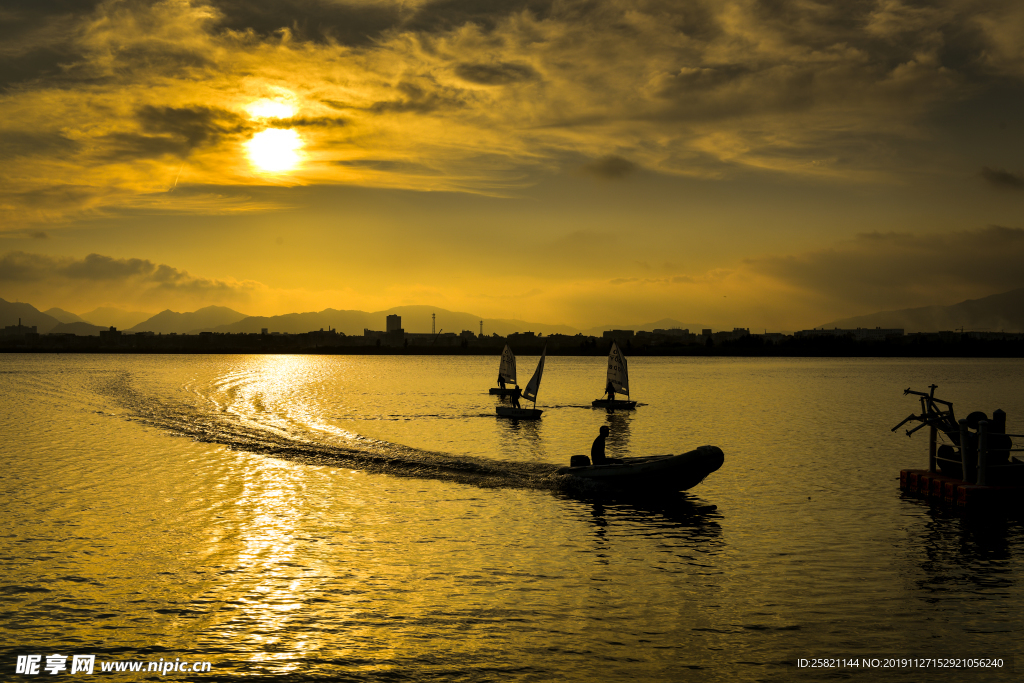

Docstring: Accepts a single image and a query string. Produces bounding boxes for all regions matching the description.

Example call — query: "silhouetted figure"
[591,426,610,464]
[498,374,506,391]
[605,381,615,401]
[511,386,522,409]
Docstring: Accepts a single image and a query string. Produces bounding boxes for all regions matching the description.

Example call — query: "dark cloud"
[279,116,346,129]
[980,166,1024,191]
[208,0,403,46]
[0,46,83,90]
[0,251,54,281]
[746,226,1024,309]
[455,62,538,85]
[0,1,101,88]
[97,106,248,161]
[31,231,48,240]
[0,131,79,158]
[582,156,638,179]
[0,250,255,298]
[110,45,215,75]
[138,106,245,148]
[62,254,157,280]
[403,0,557,34]
[369,81,463,114]
[331,159,442,175]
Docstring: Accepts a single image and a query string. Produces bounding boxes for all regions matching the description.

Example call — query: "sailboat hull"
[556,446,724,491]
[488,388,519,395]
[496,407,543,419]
[591,399,637,409]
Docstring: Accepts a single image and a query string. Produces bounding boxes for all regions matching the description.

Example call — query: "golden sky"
[2,0,1024,329]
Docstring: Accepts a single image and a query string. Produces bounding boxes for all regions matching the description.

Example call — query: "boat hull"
[496,406,543,420]
[556,446,724,491]
[489,388,519,395]
[591,399,637,410]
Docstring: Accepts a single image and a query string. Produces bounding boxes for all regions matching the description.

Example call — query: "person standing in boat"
[498,374,506,392]
[591,426,610,464]
[605,381,615,402]
[511,385,522,409]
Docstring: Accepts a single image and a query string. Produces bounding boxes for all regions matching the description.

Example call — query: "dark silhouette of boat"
[556,446,724,491]
[496,348,546,420]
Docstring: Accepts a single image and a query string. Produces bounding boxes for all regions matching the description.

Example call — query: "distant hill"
[0,299,61,333]
[44,307,89,324]
[48,321,108,336]
[82,307,152,329]
[128,306,249,334]
[206,306,580,336]
[819,288,1024,332]
[205,307,715,337]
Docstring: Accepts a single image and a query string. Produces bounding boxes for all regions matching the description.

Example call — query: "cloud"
[3,0,1024,226]
[582,156,637,179]
[745,225,1024,310]
[454,62,538,85]
[0,250,264,308]
[61,253,157,280]
[980,166,1024,191]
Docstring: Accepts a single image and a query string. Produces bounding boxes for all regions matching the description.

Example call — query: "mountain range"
[200,305,708,338]
[1,299,706,337]
[819,288,1024,333]
[5,287,1024,337]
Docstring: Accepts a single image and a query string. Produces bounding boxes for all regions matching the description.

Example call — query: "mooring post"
[928,424,937,473]
[977,421,989,486]
[958,419,973,483]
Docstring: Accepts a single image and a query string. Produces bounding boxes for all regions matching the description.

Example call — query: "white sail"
[607,342,629,396]
[498,345,517,384]
[522,348,546,403]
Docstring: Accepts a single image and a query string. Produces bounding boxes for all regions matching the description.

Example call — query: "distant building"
[364,315,406,346]
[2,319,37,336]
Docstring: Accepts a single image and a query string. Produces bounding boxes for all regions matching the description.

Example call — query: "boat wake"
[96,372,589,492]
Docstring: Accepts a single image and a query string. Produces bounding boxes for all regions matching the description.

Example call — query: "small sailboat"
[488,344,519,395]
[592,342,637,409]
[496,348,546,419]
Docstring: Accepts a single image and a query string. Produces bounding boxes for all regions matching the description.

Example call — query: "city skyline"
[3,1,1024,330]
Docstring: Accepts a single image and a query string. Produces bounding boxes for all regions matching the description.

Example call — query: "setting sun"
[246,129,303,173]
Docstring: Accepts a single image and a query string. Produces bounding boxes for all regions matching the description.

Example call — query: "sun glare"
[247,99,295,120]
[247,129,304,173]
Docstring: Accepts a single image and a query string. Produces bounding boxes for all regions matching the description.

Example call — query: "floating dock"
[899,469,1024,511]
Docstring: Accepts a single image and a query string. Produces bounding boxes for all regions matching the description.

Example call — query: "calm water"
[2,354,1023,681]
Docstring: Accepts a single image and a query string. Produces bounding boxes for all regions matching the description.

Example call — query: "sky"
[2,0,1024,331]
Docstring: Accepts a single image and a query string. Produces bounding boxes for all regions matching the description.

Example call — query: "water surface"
[2,354,1023,681]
